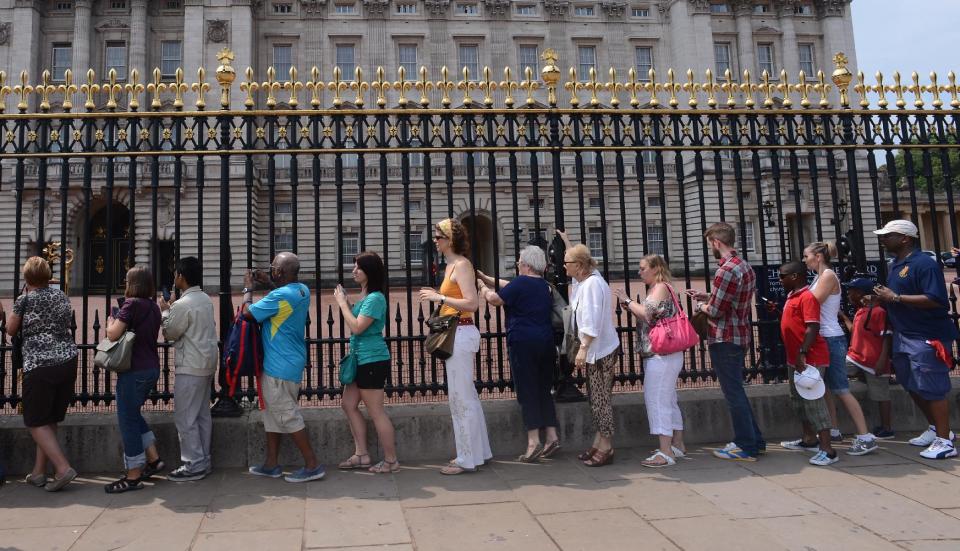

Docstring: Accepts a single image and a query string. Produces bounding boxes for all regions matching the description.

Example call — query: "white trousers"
[643,352,684,437]
[445,325,492,469]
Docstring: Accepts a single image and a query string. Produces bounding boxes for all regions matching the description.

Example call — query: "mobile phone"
[116,296,126,309]
[759,296,774,303]
[111,306,120,318]
[161,286,171,302]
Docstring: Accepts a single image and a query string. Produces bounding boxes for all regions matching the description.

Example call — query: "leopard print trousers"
[586,349,619,437]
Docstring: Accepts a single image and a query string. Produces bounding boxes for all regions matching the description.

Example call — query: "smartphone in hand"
[161,286,171,302]
[116,296,125,309]
[111,306,120,318]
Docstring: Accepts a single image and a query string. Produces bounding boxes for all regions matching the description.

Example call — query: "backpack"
[222,309,264,408]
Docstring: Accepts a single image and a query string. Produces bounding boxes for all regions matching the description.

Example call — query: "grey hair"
[518,245,547,274]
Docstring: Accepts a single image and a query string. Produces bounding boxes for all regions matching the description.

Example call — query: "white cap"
[794,365,826,400]
[873,219,919,238]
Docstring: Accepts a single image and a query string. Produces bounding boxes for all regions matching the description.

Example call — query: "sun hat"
[873,219,919,238]
[794,364,826,400]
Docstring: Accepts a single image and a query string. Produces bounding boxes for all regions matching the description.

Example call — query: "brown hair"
[124,266,156,299]
[22,256,52,287]
[567,244,598,271]
[641,254,672,283]
[704,222,736,247]
[437,218,471,257]
[805,241,837,263]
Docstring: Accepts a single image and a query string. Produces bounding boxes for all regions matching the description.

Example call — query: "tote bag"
[648,286,699,356]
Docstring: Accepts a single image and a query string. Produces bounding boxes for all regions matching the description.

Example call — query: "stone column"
[733,0,755,79]
[230,1,254,110]
[778,5,799,80]
[817,0,854,106]
[665,1,697,75]
[129,0,148,78]
[8,2,40,113]
[72,0,93,78]
[687,1,715,76]
[182,1,205,83]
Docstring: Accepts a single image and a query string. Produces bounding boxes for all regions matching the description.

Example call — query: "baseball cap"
[794,365,826,400]
[843,278,875,294]
[873,219,919,238]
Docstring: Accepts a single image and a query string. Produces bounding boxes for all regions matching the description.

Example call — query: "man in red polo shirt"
[776,261,838,466]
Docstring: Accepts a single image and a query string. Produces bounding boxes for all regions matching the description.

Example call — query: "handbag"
[10,292,28,371]
[690,310,711,341]
[547,283,567,333]
[561,303,581,359]
[94,330,137,372]
[649,286,700,356]
[424,306,459,360]
[339,334,358,385]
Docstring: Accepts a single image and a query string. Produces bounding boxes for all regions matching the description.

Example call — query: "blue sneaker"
[872,427,896,440]
[248,465,282,478]
[712,446,757,462]
[284,465,326,483]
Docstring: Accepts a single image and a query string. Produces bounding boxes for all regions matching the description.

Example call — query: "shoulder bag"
[339,349,358,385]
[649,286,699,356]
[424,306,459,360]
[10,292,29,371]
[547,283,566,333]
[94,301,138,373]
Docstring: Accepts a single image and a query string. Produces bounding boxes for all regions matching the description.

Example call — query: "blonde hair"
[436,218,470,256]
[805,241,837,263]
[567,244,598,271]
[640,254,672,283]
[22,256,52,287]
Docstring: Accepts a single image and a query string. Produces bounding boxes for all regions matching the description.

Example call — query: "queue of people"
[1,217,957,494]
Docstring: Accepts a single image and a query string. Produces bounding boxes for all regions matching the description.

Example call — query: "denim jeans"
[116,368,160,470]
[709,342,764,456]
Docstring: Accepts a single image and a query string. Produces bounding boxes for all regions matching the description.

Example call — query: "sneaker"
[211,397,244,418]
[712,446,757,462]
[830,432,844,443]
[909,426,956,447]
[284,465,326,483]
[167,465,208,482]
[809,450,839,466]
[846,437,879,456]
[872,427,896,440]
[780,439,820,452]
[920,438,958,460]
[248,465,282,478]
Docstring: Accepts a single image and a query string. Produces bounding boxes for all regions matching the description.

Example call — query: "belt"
[457,317,474,326]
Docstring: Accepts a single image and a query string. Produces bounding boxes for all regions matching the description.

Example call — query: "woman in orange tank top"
[419,218,491,475]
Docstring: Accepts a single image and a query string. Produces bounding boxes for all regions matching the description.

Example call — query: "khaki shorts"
[261,374,305,434]
[846,360,891,402]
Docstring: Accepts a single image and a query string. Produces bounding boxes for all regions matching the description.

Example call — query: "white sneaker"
[714,442,737,452]
[909,426,956,447]
[920,438,958,460]
[809,450,839,466]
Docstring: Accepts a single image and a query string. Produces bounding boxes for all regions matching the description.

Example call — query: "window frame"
[574,5,596,16]
[398,43,419,77]
[457,43,480,79]
[333,2,358,14]
[456,2,480,15]
[517,44,539,75]
[710,3,729,14]
[757,42,776,76]
[634,46,653,82]
[160,40,182,78]
[713,41,734,79]
[272,1,294,14]
[646,225,665,256]
[340,232,360,266]
[798,43,815,77]
[104,40,128,81]
[396,2,417,14]
[587,227,605,259]
[272,43,294,80]
[631,6,650,17]
[515,4,537,15]
[335,43,357,79]
[577,45,597,81]
[51,42,73,83]
[407,231,425,265]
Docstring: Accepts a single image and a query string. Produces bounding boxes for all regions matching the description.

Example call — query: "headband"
[437,219,453,239]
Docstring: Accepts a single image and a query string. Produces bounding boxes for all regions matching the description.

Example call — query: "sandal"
[577,447,597,461]
[369,460,400,474]
[338,454,372,470]
[104,476,144,494]
[641,451,676,468]
[440,464,478,475]
[582,448,614,467]
[671,445,690,460]
[140,458,166,480]
[518,443,544,463]
[25,473,47,487]
[541,440,562,459]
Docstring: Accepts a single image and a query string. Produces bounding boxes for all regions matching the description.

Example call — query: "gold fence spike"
[373,67,390,108]
[682,69,698,108]
[192,67,210,110]
[873,72,888,108]
[702,69,718,108]
[104,69,123,110]
[928,72,942,109]
[284,67,302,108]
[241,67,260,109]
[889,71,906,109]
[777,70,792,108]
[172,68,188,110]
[81,69,99,111]
[59,69,77,112]
[37,70,55,112]
[352,66,368,106]
[437,66,454,107]
[519,66,539,107]
[480,67,496,107]
[500,67,518,108]
[740,70,755,108]
[854,71,870,108]
[14,70,33,112]
[125,69,144,111]
[664,68,679,108]
[396,66,413,107]
[0,71,9,113]
[540,48,561,107]
[585,67,603,107]
[147,68,164,110]
[645,68,659,107]
[758,70,774,108]
[831,52,852,108]
[624,68,640,108]
[814,70,831,108]
[458,66,476,106]
[262,66,280,109]
[796,70,812,108]
[416,66,433,107]
[328,66,348,108]
[564,67,580,107]
[908,71,924,108]
[721,69,736,108]
[306,66,323,108]
[608,68,623,108]
[946,71,959,108]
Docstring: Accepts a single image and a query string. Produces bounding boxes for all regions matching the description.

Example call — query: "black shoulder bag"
[11,292,29,371]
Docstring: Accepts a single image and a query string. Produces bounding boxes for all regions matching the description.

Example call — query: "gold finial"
[437,66,454,107]
[59,69,77,112]
[908,71,924,108]
[853,70,870,108]
[795,70,812,108]
[479,67,497,107]
[14,70,33,112]
[873,72,888,108]
[147,68,164,110]
[416,66,433,107]
[215,47,236,109]
[540,48,561,107]
[831,52,852,108]
[351,66,368,106]
[814,70,831,108]
[262,66,280,109]
[500,67,519,108]
[191,67,211,110]
[702,69,718,108]
[645,68,660,107]
[395,66,413,107]
[625,68,640,108]
[740,70,755,108]
[172,68,188,110]
[889,71,906,109]
[104,69,123,110]
[373,67,390,108]
[306,66,323,108]
[283,66,302,108]
[520,66,540,106]
[777,70,793,108]
[946,71,959,108]
[564,68,580,107]
[457,66,476,106]
[608,68,623,108]
[758,70,774,108]
[80,69,99,111]
[125,69,144,111]
[928,72,942,109]
[37,70,55,112]
[585,67,603,107]
[328,66,348,108]
[0,72,9,114]
[721,69,736,108]
[682,69,699,108]
[241,67,259,109]
[664,68,680,108]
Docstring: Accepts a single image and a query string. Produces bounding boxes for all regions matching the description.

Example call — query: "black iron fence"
[0,49,958,411]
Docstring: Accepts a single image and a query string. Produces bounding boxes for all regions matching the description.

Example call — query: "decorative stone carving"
[814,0,850,17]
[207,19,229,43]
[299,0,327,13]
[686,0,711,14]
[363,0,390,16]
[423,0,450,15]
[0,22,11,46]
[732,0,755,16]
[776,0,800,13]
[483,0,510,16]
[542,0,570,17]
[600,1,626,18]
[94,18,130,32]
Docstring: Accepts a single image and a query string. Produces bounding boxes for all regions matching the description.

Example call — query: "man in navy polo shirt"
[872,219,959,459]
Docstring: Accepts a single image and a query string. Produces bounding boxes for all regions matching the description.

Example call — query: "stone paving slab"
[4,443,960,550]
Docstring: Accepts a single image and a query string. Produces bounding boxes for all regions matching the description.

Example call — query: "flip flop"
[440,464,478,475]
[541,440,562,458]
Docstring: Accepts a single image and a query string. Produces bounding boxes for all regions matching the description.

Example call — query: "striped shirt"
[703,252,756,347]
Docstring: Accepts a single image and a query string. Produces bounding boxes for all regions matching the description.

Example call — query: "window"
[743,221,755,252]
[589,197,602,208]
[51,43,72,82]
[54,1,73,10]
[647,195,662,207]
[397,2,416,13]
[408,232,424,264]
[334,3,356,13]
[399,44,418,76]
[341,201,358,214]
[456,2,479,14]
[753,3,770,13]
[528,229,547,245]
[635,47,653,81]
[574,5,595,16]
[340,232,359,265]
[272,127,291,169]
[336,44,356,78]
[577,46,596,80]
[274,202,293,251]
[164,0,182,8]
[518,45,539,74]
[631,7,649,17]
[710,3,729,13]
[529,198,545,209]
[515,4,536,15]
[104,41,127,79]
[458,44,479,77]
[798,43,815,76]
[273,2,293,13]
[794,3,813,15]
[274,231,294,251]
[273,44,293,79]
[160,40,182,78]
[110,0,127,9]
[409,200,422,211]
[714,42,732,77]
[587,228,605,258]
[646,225,664,255]
[757,43,775,76]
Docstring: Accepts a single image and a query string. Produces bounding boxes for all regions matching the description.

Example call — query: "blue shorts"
[891,334,953,401]
[824,335,850,394]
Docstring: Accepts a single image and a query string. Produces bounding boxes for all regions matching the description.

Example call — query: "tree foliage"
[892,135,960,192]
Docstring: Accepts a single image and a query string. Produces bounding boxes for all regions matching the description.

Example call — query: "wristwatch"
[241,287,252,295]
[893,294,902,303]
[439,295,446,306]
[622,298,632,306]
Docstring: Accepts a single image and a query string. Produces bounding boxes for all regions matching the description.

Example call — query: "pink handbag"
[649,286,699,356]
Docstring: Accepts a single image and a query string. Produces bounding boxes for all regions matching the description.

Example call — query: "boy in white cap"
[776,261,838,466]
[870,219,958,459]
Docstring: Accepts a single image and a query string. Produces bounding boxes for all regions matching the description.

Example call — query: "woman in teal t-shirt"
[333,251,399,474]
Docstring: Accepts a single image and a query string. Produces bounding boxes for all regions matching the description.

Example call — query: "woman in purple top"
[104,266,164,493]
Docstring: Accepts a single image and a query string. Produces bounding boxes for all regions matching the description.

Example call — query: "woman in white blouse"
[558,231,621,467]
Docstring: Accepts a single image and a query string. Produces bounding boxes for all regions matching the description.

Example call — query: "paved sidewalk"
[3,440,960,550]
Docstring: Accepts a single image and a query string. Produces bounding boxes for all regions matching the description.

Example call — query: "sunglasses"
[778,273,799,280]
[432,234,447,241]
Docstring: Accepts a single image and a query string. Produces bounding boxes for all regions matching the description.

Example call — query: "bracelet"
[894,294,902,303]
[623,298,632,306]
[241,287,252,295]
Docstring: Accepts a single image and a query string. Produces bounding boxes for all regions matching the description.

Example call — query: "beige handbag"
[94,331,136,373]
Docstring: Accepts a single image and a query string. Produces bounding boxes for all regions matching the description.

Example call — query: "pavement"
[3,439,960,551]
